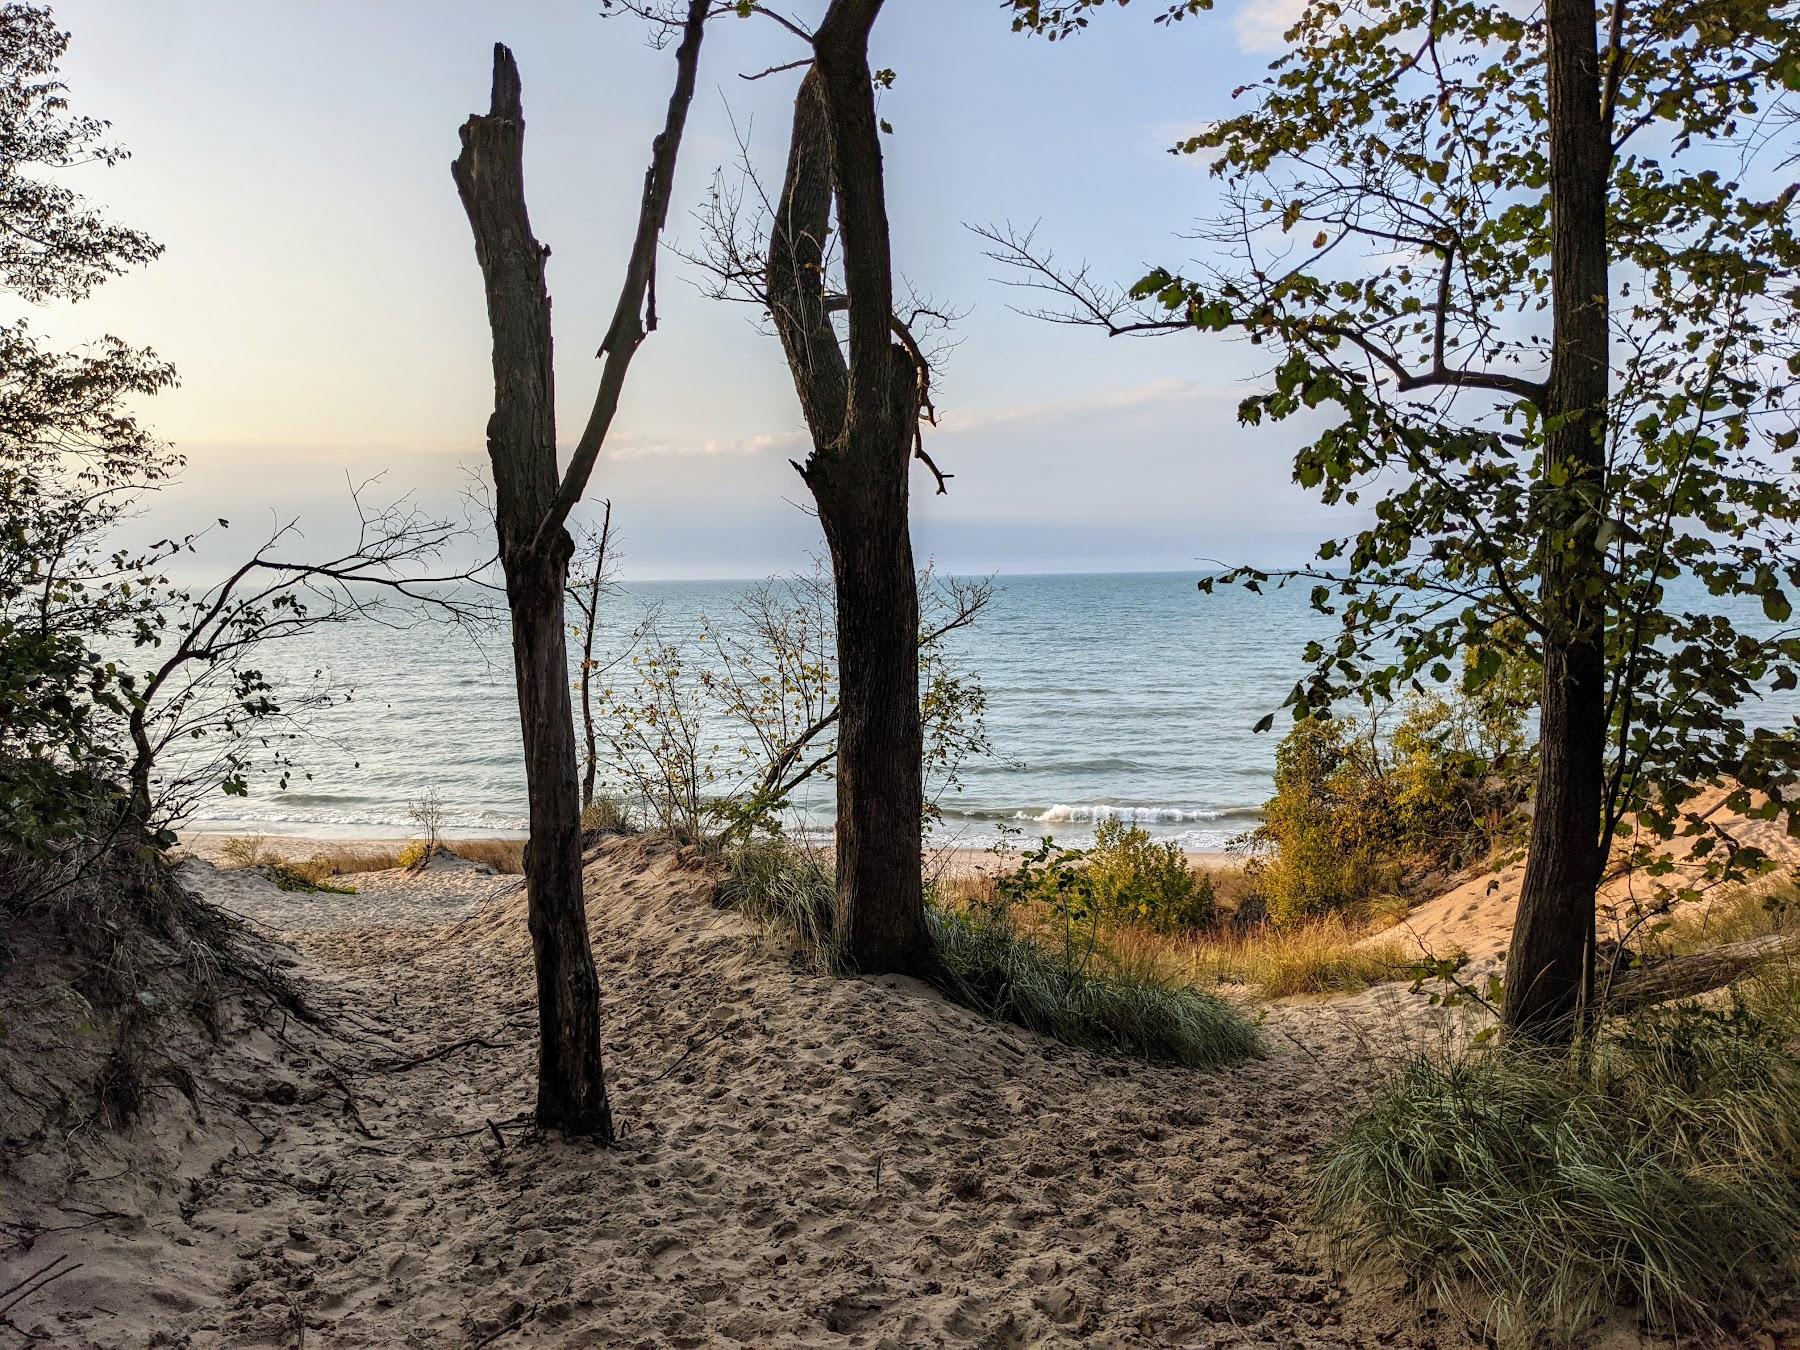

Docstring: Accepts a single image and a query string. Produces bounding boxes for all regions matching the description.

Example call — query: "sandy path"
[11,838,1453,1349]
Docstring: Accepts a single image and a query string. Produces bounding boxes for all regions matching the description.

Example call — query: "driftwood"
[1603,931,1800,1014]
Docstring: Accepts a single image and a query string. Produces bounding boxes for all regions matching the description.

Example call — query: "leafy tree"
[1001,0,1800,1041]
[0,3,177,840]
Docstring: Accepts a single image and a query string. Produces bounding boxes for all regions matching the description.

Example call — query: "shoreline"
[176,830,1242,872]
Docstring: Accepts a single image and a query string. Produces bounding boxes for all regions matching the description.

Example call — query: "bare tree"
[568,500,618,810]
[450,5,709,1139]
[122,492,485,833]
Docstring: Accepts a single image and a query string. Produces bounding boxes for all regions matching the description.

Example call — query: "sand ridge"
[4,835,1459,1348]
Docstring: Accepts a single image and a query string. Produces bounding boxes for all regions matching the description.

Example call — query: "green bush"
[1254,690,1529,924]
[1312,1004,1800,1345]
[1085,817,1215,931]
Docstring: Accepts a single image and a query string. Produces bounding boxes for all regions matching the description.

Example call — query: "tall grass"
[717,840,1261,1069]
[1101,912,1413,998]
[926,902,1261,1069]
[1312,1003,1800,1345]
[214,834,526,882]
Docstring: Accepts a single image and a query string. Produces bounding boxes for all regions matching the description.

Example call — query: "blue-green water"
[176,570,1795,851]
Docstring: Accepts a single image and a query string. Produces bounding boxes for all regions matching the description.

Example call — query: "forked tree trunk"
[1502,0,1612,1045]
[452,9,707,1134]
[453,51,612,1137]
[767,2,933,975]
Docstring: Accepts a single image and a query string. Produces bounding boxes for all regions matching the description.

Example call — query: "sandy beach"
[5,831,1472,1348]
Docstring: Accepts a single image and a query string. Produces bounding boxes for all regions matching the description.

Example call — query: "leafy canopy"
[1005,0,1800,879]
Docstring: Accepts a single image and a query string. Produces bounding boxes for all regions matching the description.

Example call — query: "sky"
[36,0,1344,580]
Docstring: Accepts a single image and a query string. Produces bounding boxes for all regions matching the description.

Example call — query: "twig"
[0,1254,83,1316]
[367,1037,518,1075]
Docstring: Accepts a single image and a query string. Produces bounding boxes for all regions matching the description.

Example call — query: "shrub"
[1086,818,1215,932]
[1000,823,1215,934]
[1313,1004,1800,1345]
[1253,692,1529,925]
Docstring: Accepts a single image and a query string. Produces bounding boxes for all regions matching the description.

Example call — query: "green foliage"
[1004,0,1800,886]
[1313,1005,1800,1345]
[1254,690,1528,923]
[1005,819,1215,933]
[926,896,1259,1069]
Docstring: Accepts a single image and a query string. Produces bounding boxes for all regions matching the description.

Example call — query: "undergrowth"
[1312,997,1800,1346]
[716,838,1261,1069]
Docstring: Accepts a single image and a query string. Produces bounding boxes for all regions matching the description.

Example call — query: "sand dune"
[3,836,1465,1348]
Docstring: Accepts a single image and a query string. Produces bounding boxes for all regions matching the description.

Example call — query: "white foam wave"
[1024,803,1260,825]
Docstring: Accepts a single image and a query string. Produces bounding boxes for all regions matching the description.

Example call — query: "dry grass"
[1106,915,1414,998]
[930,867,1412,1000]
[214,835,525,881]
[443,838,525,874]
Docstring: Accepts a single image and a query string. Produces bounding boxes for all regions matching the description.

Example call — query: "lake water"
[177,570,1794,853]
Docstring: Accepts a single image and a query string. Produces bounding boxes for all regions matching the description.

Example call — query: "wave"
[942,802,1263,826]
[1029,803,1262,825]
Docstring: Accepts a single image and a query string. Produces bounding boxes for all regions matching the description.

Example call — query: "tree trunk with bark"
[765,2,933,976]
[1503,0,1612,1045]
[452,7,707,1134]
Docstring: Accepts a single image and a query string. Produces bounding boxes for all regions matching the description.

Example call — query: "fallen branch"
[0,1254,83,1316]
[1604,931,1800,1014]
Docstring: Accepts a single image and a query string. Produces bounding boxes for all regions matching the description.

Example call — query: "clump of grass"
[716,836,836,964]
[215,836,357,894]
[261,860,356,894]
[718,838,1260,1068]
[581,794,636,834]
[939,864,1411,1000]
[1114,914,1414,998]
[1312,1003,1800,1346]
[444,838,525,874]
[926,902,1261,1069]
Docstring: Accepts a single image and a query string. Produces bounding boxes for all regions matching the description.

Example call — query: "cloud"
[1233,0,1308,53]
[935,378,1239,438]
[601,429,810,462]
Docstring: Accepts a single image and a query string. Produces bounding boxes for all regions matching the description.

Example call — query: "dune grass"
[215,834,526,885]
[925,901,1261,1069]
[1099,911,1413,998]
[932,867,1412,1000]
[717,839,1261,1069]
[1312,1000,1800,1346]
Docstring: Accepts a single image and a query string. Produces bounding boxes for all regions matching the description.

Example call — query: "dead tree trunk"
[1502,0,1612,1046]
[765,1,933,976]
[451,7,707,1136]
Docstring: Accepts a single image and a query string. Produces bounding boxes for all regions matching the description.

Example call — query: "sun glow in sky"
[39,0,1346,579]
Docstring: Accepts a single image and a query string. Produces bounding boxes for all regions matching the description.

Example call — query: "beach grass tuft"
[1312,1000,1800,1345]
[925,900,1262,1069]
